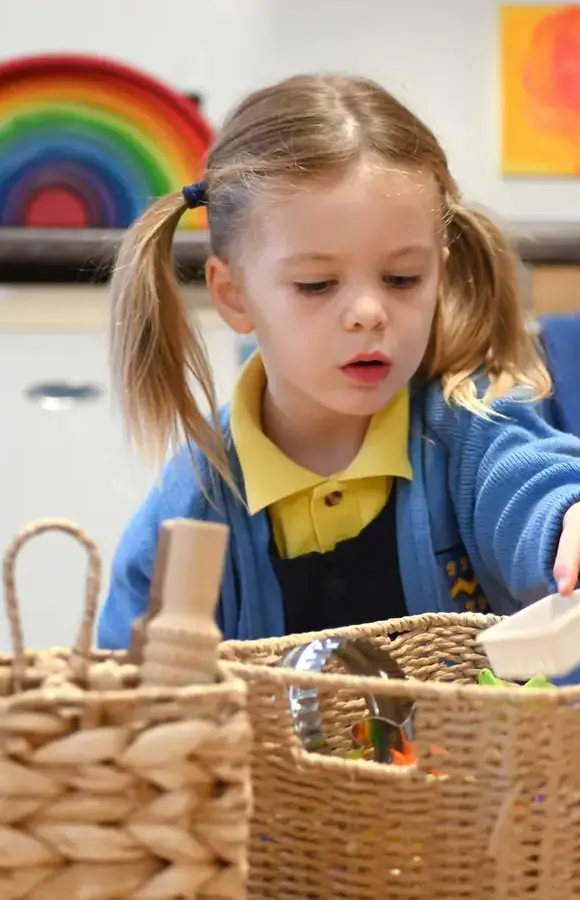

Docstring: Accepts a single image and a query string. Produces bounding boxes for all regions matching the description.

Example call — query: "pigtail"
[110,191,232,488]
[425,202,551,411]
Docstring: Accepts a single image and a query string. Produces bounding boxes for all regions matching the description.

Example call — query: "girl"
[99,73,580,649]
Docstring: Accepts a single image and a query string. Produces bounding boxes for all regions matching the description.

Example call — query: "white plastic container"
[478,590,580,680]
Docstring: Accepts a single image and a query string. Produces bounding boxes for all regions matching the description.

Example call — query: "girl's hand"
[554,502,580,594]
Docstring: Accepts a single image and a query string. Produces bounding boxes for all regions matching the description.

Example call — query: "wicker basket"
[220,613,580,900]
[0,519,251,899]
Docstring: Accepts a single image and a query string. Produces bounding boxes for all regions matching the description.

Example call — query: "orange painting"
[501,5,580,175]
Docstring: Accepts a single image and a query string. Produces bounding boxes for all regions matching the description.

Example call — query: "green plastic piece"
[478,668,554,689]
[478,668,502,687]
[522,674,555,690]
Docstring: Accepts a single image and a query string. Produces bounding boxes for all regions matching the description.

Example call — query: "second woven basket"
[221,613,580,900]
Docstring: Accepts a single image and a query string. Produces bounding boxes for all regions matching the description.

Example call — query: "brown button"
[324,491,343,507]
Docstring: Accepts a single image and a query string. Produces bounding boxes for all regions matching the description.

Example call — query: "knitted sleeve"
[97,447,207,650]
[436,389,580,605]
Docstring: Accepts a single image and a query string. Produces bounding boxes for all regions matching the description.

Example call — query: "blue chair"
[539,314,580,438]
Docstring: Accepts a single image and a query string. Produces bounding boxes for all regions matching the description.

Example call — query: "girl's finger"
[554,507,580,594]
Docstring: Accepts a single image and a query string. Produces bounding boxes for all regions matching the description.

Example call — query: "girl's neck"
[261,380,370,477]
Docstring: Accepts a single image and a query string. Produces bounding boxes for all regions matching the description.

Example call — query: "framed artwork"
[501,4,580,176]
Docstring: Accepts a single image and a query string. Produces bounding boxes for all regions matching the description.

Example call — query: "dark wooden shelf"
[0,228,210,283]
[505,221,580,264]
[0,221,579,284]
[0,227,210,264]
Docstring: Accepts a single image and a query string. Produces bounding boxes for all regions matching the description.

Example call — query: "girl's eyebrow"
[280,253,336,264]
[280,245,433,265]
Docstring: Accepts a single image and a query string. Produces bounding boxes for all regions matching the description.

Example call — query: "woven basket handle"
[3,518,102,690]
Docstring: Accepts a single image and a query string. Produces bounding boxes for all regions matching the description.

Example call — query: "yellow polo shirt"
[230,354,412,559]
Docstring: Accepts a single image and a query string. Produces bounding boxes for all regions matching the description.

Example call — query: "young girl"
[99,73,580,650]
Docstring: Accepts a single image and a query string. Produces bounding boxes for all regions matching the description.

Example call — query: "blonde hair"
[111,73,550,482]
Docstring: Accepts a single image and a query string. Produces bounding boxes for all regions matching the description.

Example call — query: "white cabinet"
[0,285,240,652]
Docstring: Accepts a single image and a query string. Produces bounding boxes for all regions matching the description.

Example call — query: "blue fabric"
[541,314,580,437]
[97,381,580,650]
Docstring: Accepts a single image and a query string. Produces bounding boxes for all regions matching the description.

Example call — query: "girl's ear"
[206,256,254,334]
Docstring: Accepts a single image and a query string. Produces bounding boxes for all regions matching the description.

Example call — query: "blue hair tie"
[182,181,207,209]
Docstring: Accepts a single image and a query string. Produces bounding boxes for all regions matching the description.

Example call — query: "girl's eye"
[295,280,336,295]
[384,275,421,289]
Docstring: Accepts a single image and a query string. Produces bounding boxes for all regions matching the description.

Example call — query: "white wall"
[0,0,577,220]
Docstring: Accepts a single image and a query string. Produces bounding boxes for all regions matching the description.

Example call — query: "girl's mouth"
[340,353,392,385]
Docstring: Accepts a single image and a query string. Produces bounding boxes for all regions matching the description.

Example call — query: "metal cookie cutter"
[281,637,414,763]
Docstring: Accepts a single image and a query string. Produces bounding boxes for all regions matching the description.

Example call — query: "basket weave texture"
[0,519,251,900]
[221,613,580,900]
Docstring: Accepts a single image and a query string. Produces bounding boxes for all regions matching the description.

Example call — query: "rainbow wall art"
[0,54,213,229]
[501,5,580,176]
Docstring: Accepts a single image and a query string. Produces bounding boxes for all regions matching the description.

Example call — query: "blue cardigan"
[98,380,580,649]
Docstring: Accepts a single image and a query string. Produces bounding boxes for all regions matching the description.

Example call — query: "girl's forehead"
[252,167,441,259]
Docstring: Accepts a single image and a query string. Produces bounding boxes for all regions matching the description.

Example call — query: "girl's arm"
[97,487,161,650]
[97,449,205,650]
[441,390,580,605]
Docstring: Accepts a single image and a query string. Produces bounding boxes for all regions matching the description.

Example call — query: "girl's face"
[207,165,445,421]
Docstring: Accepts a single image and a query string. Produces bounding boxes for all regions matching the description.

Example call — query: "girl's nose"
[343,294,388,332]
